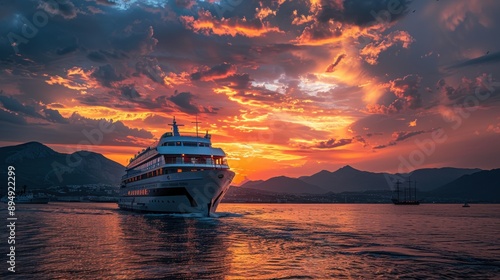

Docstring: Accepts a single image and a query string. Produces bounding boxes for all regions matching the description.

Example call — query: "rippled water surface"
[1,203,499,279]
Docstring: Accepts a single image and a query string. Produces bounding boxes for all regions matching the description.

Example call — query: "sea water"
[1,203,499,279]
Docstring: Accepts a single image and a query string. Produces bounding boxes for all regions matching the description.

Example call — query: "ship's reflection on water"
[116,213,232,279]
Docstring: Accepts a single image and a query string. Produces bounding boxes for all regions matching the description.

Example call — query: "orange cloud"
[163,72,190,87]
[360,30,414,65]
[45,67,99,93]
[256,6,276,20]
[180,10,282,38]
[409,119,417,127]
[292,10,314,25]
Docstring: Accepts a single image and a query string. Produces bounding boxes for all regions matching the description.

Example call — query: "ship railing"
[164,157,227,166]
[163,131,211,138]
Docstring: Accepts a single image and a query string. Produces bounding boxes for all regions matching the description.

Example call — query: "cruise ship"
[118,117,235,215]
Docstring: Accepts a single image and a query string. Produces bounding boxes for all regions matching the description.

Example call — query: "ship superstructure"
[118,117,234,215]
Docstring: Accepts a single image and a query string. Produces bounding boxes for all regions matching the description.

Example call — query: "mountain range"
[431,169,500,201]
[1,142,498,202]
[0,142,124,190]
[239,165,499,202]
[241,165,482,193]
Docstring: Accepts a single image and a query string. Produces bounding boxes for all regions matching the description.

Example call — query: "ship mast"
[191,115,201,137]
[414,180,417,202]
[407,177,411,202]
[395,180,401,201]
[168,116,184,136]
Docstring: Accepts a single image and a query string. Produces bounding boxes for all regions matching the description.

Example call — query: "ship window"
[176,141,181,146]
[184,142,197,147]
[165,142,175,146]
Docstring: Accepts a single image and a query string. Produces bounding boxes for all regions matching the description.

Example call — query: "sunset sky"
[1,0,499,184]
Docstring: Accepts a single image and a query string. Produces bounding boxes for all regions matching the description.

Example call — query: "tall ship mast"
[391,177,420,205]
[118,117,235,215]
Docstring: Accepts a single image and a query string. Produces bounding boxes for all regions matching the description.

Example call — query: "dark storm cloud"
[77,94,114,107]
[27,112,154,145]
[93,0,118,6]
[191,62,234,81]
[436,73,498,103]
[56,43,79,55]
[392,130,426,141]
[314,138,353,149]
[134,57,167,84]
[325,53,346,72]
[391,74,422,109]
[373,141,396,149]
[216,73,252,89]
[174,0,196,9]
[1,1,159,67]
[0,115,153,146]
[0,93,43,119]
[252,44,304,55]
[120,85,141,99]
[91,64,125,87]
[76,89,178,113]
[366,132,383,137]
[168,91,199,114]
[353,135,367,147]
[87,51,108,62]
[446,51,500,69]
[40,0,78,19]
[0,109,27,125]
[373,129,432,150]
[1,93,65,124]
[42,108,68,123]
[0,1,76,61]
[111,26,158,55]
[367,75,422,114]
[317,0,412,26]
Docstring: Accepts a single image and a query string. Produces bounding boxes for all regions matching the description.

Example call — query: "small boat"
[462,202,470,207]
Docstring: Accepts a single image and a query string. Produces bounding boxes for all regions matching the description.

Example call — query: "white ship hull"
[118,169,234,215]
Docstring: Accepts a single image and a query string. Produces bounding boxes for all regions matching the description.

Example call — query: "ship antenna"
[168,116,184,136]
[191,115,201,137]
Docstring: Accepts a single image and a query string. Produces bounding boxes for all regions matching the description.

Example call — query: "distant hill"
[239,165,488,197]
[396,167,481,191]
[0,142,124,190]
[240,175,326,194]
[299,165,391,192]
[431,169,500,202]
